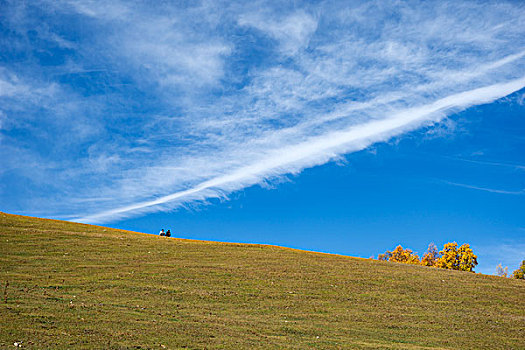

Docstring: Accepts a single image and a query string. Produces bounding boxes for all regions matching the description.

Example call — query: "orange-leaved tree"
[378,242,478,271]
[388,245,420,264]
[457,243,478,272]
[435,242,477,272]
[377,250,392,261]
[513,260,525,279]
[435,242,459,270]
[421,243,439,267]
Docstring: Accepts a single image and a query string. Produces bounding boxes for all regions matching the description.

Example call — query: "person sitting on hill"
[166,229,171,237]
[159,229,165,236]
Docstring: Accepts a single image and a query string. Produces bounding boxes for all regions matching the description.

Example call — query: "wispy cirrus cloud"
[1,0,524,222]
[442,181,525,195]
[442,156,525,171]
[238,10,318,56]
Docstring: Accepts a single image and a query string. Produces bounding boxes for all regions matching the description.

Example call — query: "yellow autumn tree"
[377,250,392,261]
[406,254,421,265]
[387,245,420,264]
[513,260,525,279]
[435,242,459,269]
[421,243,438,267]
[435,242,478,272]
[457,243,478,272]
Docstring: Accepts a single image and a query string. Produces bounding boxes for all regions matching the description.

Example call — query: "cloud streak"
[1,0,524,223]
[77,77,525,222]
[442,181,525,195]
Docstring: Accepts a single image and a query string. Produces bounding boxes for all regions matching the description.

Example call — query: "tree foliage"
[457,243,478,272]
[513,260,525,279]
[421,243,438,267]
[435,242,477,272]
[378,241,478,272]
[435,242,459,270]
[378,245,420,264]
[377,251,392,261]
[496,263,508,278]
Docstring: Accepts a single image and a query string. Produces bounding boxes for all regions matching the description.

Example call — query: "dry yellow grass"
[1,212,524,349]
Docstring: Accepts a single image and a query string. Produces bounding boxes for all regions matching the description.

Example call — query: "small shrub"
[495,264,508,278]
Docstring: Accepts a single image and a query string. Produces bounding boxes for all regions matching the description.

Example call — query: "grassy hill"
[0,212,523,349]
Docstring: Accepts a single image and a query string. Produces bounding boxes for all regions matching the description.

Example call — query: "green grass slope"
[1,212,524,349]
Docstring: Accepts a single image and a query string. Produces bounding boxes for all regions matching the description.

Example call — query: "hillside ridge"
[1,211,373,262]
[1,211,524,349]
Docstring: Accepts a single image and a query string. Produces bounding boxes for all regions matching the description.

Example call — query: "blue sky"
[1,0,524,274]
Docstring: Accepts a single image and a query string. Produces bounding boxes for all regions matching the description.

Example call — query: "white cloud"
[444,157,525,171]
[239,10,318,56]
[442,181,525,195]
[76,76,525,223]
[120,17,232,88]
[1,0,524,222]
